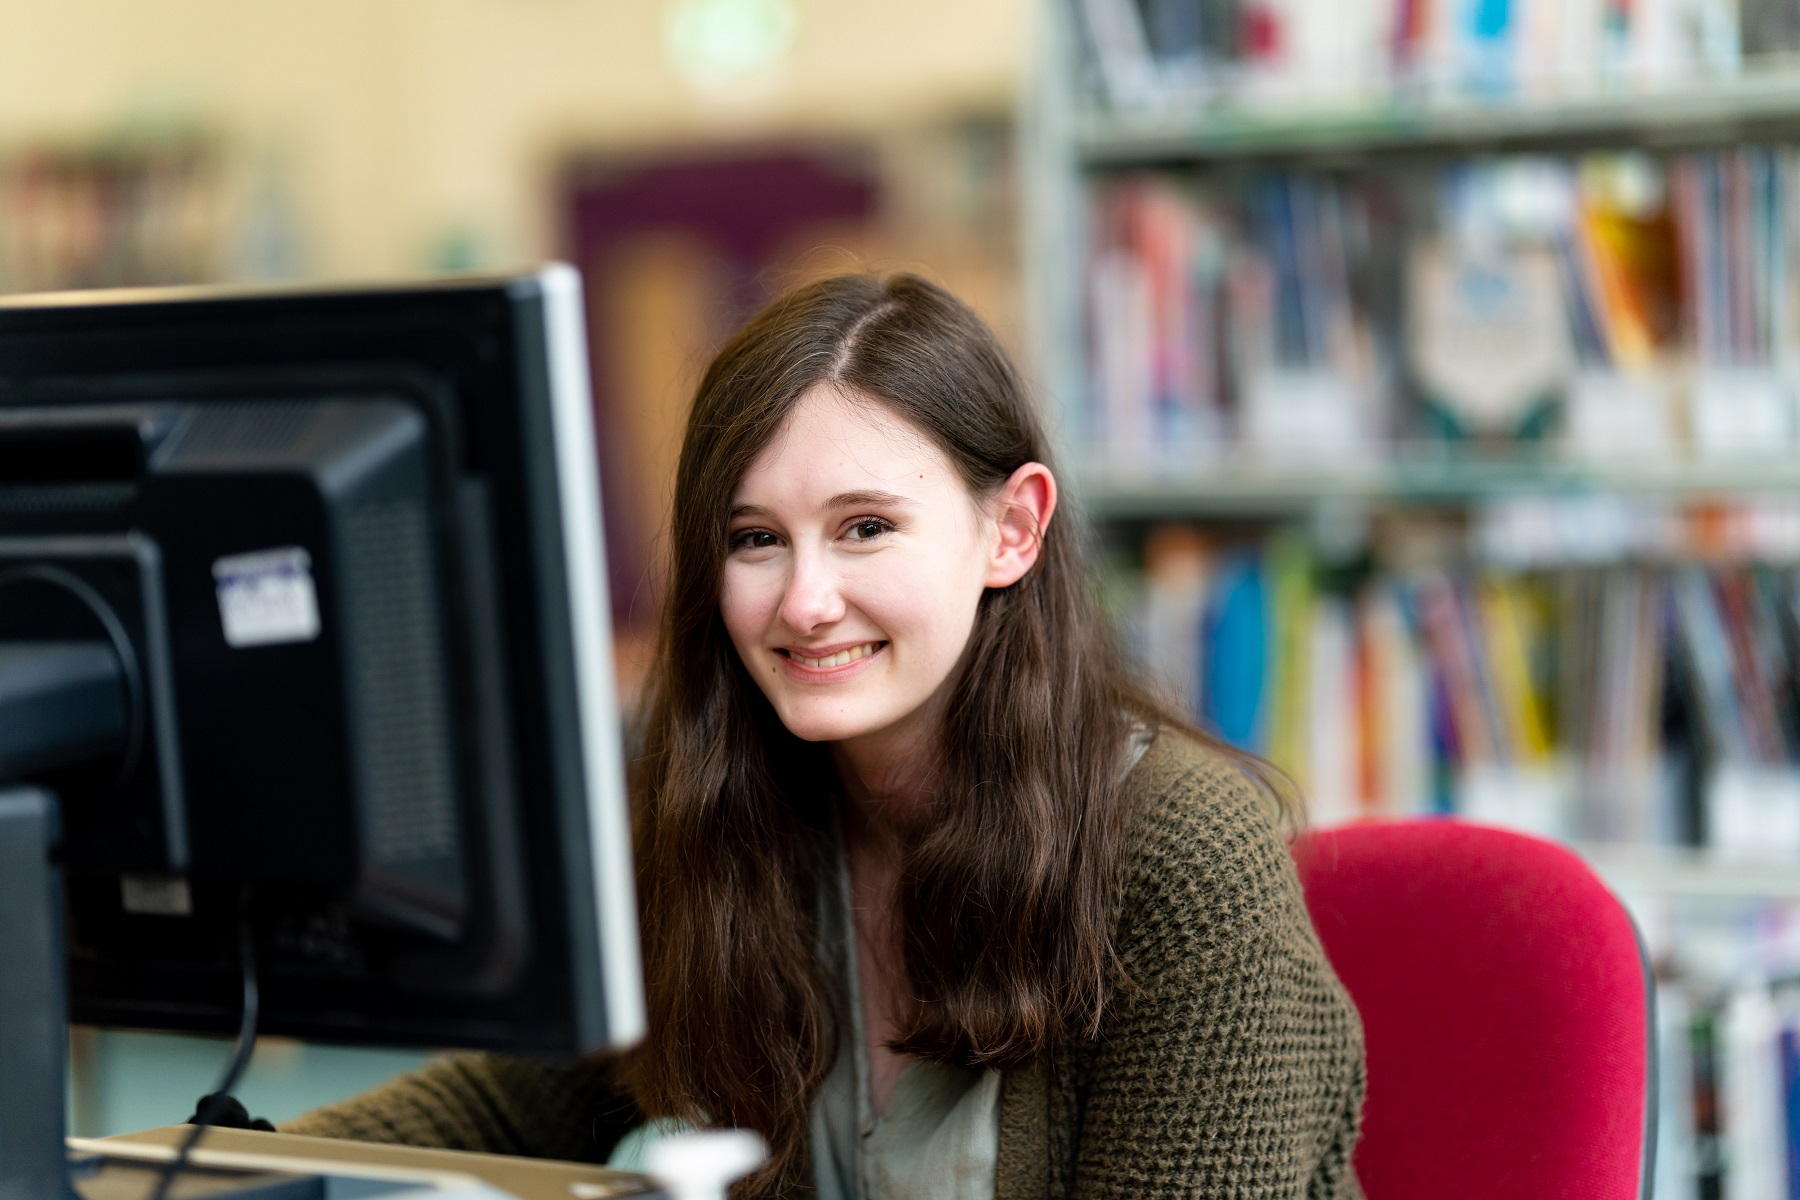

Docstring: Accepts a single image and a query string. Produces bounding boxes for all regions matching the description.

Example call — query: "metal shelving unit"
[1077,455,1800,518]
[1582,842,1800,901]
[1073,69,1800,165]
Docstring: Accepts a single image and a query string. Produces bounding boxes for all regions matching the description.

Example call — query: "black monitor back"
[0,269,644,1056]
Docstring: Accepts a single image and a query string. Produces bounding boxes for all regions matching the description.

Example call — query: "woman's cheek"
[842,555,913,621]
[719,564,775,642]
[851,586,935,670]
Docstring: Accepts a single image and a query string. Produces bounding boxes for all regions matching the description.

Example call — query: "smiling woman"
[285,275,1368,1200]
[720,389,1049,751]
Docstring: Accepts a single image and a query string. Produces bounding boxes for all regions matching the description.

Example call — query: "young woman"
[289,274,1366,1198]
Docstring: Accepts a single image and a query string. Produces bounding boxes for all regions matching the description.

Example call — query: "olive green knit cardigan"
[286,731,1366,1198]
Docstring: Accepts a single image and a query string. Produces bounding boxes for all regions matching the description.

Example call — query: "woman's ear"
[985,462,1058,588]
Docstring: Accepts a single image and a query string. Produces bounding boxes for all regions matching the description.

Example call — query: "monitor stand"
[1,785,79,1200]
[0,633,130,1200]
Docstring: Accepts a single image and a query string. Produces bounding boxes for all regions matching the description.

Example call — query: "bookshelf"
[0,130,296,296]
[1025,7,1800,1185]
[1024,3,1800,859]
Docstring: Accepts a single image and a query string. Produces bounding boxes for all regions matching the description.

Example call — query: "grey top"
[806,821,1001,1200]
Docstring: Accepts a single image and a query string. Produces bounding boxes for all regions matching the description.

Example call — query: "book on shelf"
[1082,149,1800,474]
[1204,547,1271,748]
[1656,981,1698,1197]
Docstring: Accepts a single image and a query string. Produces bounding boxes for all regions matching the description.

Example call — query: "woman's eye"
[730,529,779,552]
[847,519,892,542]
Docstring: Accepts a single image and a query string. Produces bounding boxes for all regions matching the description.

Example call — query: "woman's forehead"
[733,386,954,507]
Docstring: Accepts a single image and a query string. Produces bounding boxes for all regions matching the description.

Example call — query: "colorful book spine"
[1202,550,1270,751]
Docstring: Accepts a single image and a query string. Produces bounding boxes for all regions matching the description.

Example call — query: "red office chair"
[1292,820,1654,1200]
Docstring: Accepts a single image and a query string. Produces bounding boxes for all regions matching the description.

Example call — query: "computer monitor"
[0,268,645,1064]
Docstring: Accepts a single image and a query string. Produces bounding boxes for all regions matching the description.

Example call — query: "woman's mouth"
[776,640,888,678]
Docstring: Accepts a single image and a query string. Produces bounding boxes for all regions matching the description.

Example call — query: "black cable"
[148,889,259,1200]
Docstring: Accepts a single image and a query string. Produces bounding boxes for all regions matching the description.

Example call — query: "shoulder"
[1117,728,1289,886]
[1111,728,1308,959]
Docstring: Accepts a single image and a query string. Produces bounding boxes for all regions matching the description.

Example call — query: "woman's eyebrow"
[826,489,910,509]
[728,491,911,521]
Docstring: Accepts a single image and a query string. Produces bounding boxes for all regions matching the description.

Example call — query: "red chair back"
[1292,820,1653,1200]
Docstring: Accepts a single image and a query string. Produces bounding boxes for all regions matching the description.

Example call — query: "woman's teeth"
[791,642,880,669]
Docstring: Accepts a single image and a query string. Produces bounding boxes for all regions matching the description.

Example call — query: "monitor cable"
[147,888,260,1200]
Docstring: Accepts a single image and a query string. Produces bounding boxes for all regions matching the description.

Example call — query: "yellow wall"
[0,0,1029,279]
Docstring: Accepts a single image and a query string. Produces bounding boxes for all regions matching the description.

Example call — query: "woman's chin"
[774,702,893,745]
[781,716,875,744]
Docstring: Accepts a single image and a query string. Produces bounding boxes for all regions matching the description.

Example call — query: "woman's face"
[719,385,1003,749]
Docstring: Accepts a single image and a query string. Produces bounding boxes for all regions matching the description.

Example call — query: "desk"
[100,1126,656,1200]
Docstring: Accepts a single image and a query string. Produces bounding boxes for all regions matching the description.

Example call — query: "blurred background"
[30,0,1800,1194]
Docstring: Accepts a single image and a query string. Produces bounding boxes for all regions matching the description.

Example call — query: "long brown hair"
[624,273,1260,1192]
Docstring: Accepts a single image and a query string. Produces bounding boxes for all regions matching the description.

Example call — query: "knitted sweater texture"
[286,731,1366,1198]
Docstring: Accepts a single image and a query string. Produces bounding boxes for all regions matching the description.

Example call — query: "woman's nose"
[777,547,847,632]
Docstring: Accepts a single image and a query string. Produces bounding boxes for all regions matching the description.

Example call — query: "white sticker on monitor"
[212,546,322,648]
